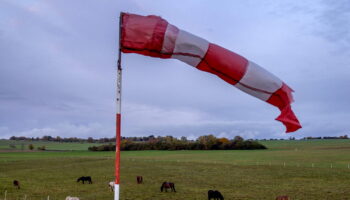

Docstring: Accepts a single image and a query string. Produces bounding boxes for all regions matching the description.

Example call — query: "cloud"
[0,122,111,139]
[0,0,349,140]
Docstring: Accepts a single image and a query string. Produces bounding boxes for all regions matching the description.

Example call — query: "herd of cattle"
[11,177,290,199]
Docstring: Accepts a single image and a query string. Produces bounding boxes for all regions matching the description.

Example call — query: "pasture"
[0,140,350,199]
[0,140,96,151]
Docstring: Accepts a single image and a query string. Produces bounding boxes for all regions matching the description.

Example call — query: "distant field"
[0,139,350,200]
[0,140,103,151]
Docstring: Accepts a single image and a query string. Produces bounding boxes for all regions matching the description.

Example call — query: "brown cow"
[136,176,143,184]
[275,196,290,200]
[13,180,20,189]
[160,182,176,192]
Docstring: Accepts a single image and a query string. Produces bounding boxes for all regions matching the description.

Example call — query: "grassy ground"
[0,139,103,151]
[0,140,350,200]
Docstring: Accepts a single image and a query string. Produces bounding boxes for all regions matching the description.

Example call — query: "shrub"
[28,144,34,150]
[37,146,46,151]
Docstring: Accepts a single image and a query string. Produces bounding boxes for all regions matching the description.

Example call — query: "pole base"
[114,184,120,200]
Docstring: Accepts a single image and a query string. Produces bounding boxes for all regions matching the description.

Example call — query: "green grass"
[1,140,350,199]
[0,139,104,151]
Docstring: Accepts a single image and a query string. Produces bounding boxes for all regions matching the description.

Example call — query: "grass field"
[0,140,97,151]
[1,140,350,200]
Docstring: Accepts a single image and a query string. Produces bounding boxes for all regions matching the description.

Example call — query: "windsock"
[120,13,301,132]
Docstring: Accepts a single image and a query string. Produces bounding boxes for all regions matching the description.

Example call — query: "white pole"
[114,185,120,200]
[4,190,7,200]
[115,12,124,200]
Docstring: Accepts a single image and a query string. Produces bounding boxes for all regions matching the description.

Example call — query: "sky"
[0,0,349,140]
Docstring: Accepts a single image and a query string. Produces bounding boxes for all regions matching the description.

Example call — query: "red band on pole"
[115,113,121,184]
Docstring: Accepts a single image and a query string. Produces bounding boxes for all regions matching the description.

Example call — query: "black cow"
[77,176,92,184]
[208,190,224,200]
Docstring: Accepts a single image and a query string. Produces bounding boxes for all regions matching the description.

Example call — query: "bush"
[88,135,267,151]
[37,146,46,151]
[28,144,34,150]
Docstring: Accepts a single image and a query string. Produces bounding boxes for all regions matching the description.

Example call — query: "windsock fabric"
[120,13,302,133]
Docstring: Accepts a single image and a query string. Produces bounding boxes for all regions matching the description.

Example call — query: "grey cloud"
[0,0,349,140]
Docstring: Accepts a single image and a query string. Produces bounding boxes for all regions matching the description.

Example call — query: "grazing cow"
[276,196,290,200]
[13,180,20,189]
[208,190,224,200]
[76,176,92,184]
[65,196,80,200]
[136,176,143,184]
[160,182,176,192]
[108,181,115,192]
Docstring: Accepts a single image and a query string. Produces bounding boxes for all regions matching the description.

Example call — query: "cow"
[65,196,80,200]
[137,176,143,184]
[76,176,92,184]
[108,181,115,192]
[13,180,20,189]
[208,190,224,200]
[160,182,176,192]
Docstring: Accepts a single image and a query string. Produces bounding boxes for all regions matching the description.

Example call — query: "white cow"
[65,196,80,200]
[108,181,115,192]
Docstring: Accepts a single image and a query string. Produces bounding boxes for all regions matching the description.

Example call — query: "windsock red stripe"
[120,12,302,132]
[121,13,168,58]
[197,43,248,85]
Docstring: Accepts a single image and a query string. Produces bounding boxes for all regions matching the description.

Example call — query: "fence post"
[283,162,286,167]
[331,164,333,169]
[348,163,349,169]
[24,194,27,200]
[47,195,50,200]
[4,190,7,200]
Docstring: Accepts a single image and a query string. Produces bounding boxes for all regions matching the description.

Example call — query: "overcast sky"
[0,0,349,140]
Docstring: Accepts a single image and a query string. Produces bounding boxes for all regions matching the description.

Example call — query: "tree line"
[88,135,267,151]
[302,135,348,140]
[9,135,114,143]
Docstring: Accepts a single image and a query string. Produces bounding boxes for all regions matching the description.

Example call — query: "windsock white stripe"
[235,61,283,101]
[172,30,209,67]
[161,24,178,54]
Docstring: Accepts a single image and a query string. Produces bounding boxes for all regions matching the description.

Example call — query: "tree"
[197,135,217,150]
[87,137,94,143]
[217,137,230,144]
[28,144,34,150]
[233,136,244,142]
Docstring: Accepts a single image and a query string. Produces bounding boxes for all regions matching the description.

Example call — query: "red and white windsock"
[120,13,302,132]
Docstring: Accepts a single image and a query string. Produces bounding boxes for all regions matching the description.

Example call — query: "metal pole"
[115,12,123,200]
